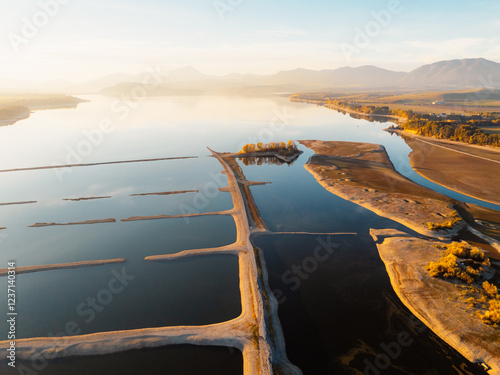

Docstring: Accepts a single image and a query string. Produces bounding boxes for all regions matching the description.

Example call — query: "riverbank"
[291,97,405,124]
[390,129,500,206]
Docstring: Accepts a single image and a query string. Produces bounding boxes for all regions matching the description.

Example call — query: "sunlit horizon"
[1,0,499,89]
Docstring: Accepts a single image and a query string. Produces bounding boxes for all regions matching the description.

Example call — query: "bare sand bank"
[371,228,500,374]
[0,200,37,206]
[0,259,126,277]
[131,190,199,196]
[391,130,500,206]
[121,210,234,222]
[63,196,111,202]
[28,218,116,227]
[0,156,197,174]
[299,140,462,238]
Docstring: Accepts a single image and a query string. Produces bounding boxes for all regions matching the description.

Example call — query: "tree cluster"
[238,140,299,156]
[403,119,500,147]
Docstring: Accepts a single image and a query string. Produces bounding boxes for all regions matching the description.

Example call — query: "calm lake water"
[0,95,494,374]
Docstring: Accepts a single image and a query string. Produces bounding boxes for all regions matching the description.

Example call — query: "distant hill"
[399,58,500,89]
[264,66,406,88]
[87,58,500,96]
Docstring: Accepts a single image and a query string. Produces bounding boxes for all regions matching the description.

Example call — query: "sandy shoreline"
[372,229,500,374]
[391,129,500,206]
[0,259,126,277]
[299,140,462,238]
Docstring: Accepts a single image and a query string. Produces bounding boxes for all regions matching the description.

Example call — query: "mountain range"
[4,58,500,95]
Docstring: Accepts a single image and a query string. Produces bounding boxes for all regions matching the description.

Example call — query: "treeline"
[291,94,499,148]
[324,99,393,116]
[402,119,500,147]
[239,141,299,155]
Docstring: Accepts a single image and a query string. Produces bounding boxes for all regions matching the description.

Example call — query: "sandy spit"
[300,140,462,239]
[131,190,199,196]
[28,218,116,227]
[63,197,111,202]
[0,201,37,206]
[0,156,198,174]
[0,259,126,277]
[371,228,500,374]
[121,209,235,222]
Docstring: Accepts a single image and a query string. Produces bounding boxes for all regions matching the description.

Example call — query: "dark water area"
[0,254,241,339]
[255,234,486,375]
[0,345,243,375]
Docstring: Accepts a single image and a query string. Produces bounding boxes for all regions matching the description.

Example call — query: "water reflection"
[238,154,300,166]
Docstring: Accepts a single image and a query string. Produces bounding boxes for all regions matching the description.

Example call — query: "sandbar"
[28,218,116,227]
[131,190,199,196]
[121,210,234,222]
[299,139,462,238]
[372,228,500,374]
[0,200,37,206]
[63,196,111,201]
[0,259,126,277]
[0,156,197,174]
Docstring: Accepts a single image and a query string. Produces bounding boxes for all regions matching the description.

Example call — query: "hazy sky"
[1,0,499,84]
